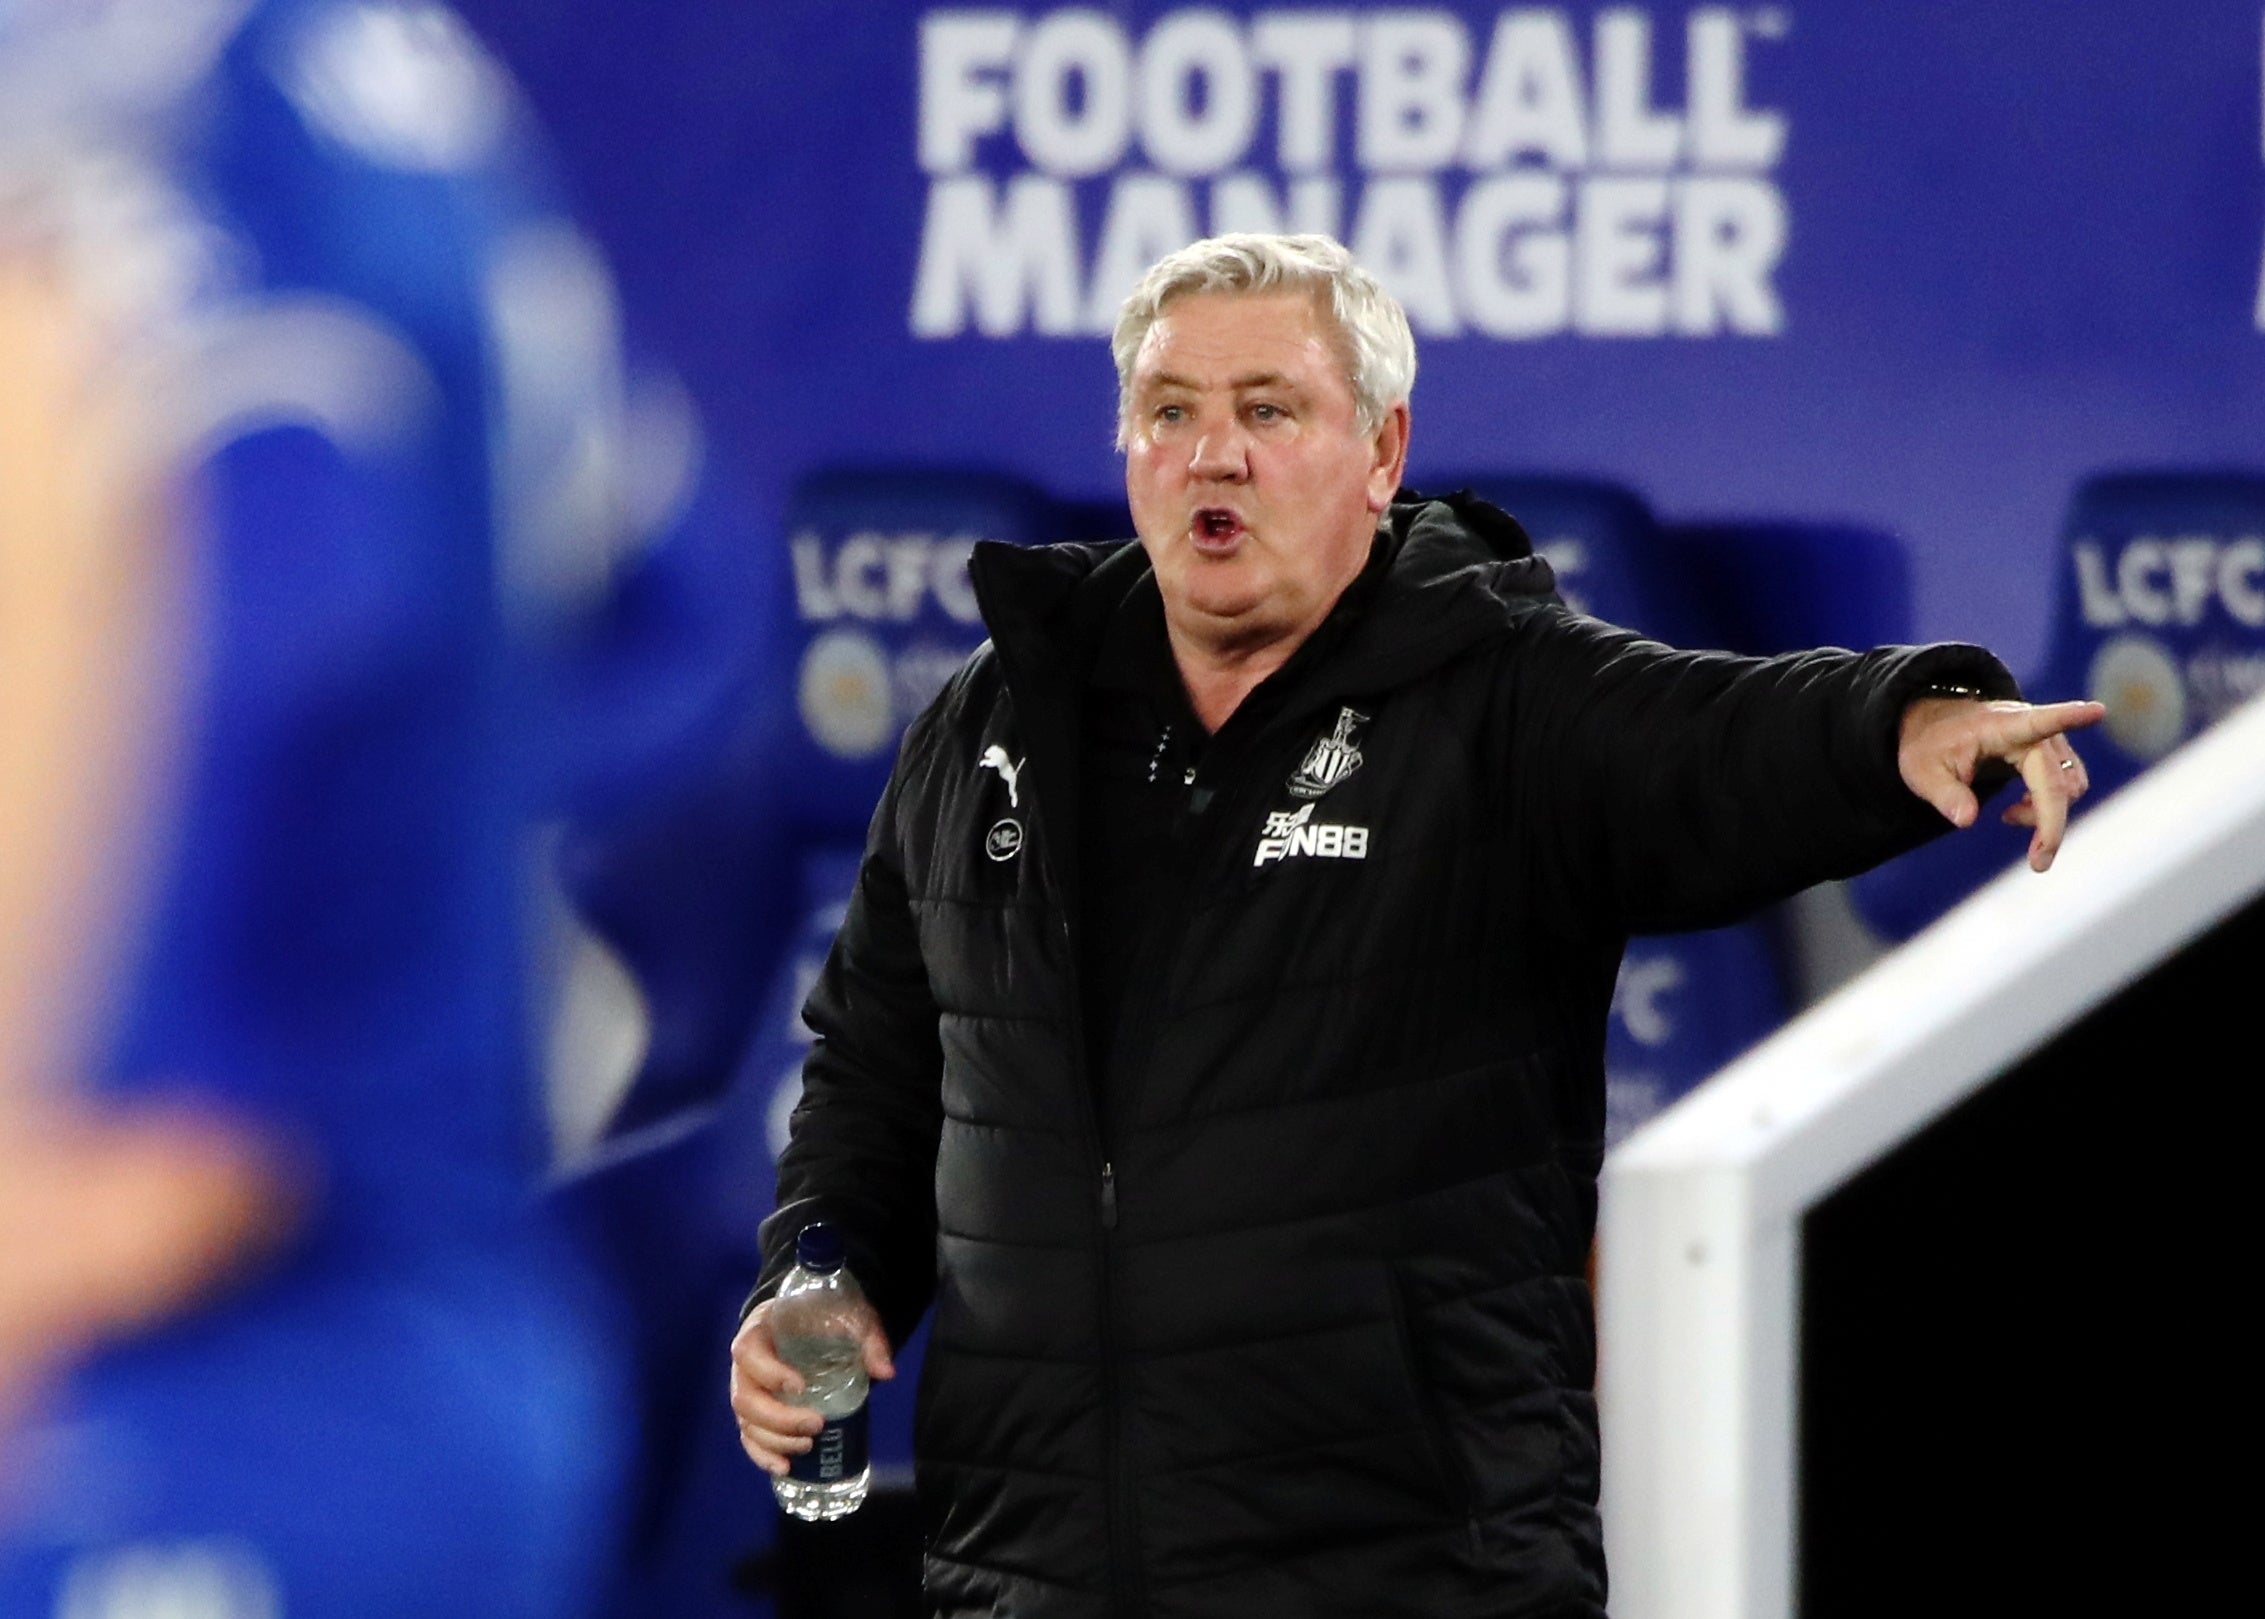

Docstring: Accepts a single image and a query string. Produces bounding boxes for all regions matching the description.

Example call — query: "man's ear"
[1366,401,1411,513]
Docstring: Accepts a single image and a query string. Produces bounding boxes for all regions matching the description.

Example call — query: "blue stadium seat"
[772,468,1061,837]
[1437,476,1792,1146]
[547,451,801,1139]
[1443,475,1713,647]
[1850,471,2265,941]
[1662,520,1914,657]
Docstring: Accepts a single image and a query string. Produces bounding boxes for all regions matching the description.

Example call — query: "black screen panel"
[1799,892,2256,1616]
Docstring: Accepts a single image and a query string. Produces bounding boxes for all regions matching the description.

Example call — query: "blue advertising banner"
[463,0,2263,679]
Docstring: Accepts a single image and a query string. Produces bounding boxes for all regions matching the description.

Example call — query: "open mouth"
[1193,507,1246,547]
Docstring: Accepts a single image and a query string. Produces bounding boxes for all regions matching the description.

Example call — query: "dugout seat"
[1658,518,1916,1001]
[768,469,1060,840]
[1436,475,1793,1146]
[1849,471,2265,942]
[1661,519,1915,657]
[1445,475,1712,646]
[546,448,799,1139]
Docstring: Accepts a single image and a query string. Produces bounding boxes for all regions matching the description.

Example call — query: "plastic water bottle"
[770,1221,872,1521]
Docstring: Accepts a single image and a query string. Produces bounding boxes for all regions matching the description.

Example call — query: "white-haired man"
[732,234,2100,1618]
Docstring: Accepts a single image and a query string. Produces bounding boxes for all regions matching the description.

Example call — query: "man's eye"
[1248,402,1284,422]
[1155,404,1185,423]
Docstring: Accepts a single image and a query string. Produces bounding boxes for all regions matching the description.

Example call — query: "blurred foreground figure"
[0,103,286,1449]
[0,2,633,1612]
[730,235,2105,1618]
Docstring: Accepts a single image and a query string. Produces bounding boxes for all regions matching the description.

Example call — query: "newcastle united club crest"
[1287,706,1368,800]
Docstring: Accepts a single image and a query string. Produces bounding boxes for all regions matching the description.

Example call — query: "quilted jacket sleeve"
[1493,608,2019,938]
[749,745,946,1349]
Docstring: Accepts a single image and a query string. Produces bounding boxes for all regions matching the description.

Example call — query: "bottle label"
[788,1405,869,1485]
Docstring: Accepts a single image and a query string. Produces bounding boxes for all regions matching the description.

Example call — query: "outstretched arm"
[1897,696,2107,872]
[1497,614,2033,935]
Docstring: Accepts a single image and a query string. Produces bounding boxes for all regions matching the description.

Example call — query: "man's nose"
[1188,423,1250,482]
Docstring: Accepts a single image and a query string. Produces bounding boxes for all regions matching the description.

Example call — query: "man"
[730,234,2101,1618]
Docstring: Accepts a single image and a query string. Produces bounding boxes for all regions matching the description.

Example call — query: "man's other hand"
[1899,696,2109,872]
[729,1296,895,1477]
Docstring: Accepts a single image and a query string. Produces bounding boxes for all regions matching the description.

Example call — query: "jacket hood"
[967,489,1562,699]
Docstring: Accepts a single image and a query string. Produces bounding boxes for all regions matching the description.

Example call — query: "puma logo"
[979,745,1024,809]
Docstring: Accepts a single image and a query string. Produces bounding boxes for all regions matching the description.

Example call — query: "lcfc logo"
[985,818,1024,861]
[2087,634,2186,762]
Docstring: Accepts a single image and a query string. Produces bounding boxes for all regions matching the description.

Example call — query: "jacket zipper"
[1385,1268,1486,1557]
[968,544,1142,1614]
[1057,892,1137,1613]
[974,549,1380,1614]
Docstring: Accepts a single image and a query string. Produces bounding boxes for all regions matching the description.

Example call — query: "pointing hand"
[1898,696,2108,872]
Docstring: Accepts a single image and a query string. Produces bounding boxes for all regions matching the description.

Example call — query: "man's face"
[1123,289,1407,656]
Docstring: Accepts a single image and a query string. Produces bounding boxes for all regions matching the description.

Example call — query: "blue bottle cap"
[795,1221,845,1273]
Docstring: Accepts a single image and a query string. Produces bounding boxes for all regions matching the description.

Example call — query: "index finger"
[1983,699,2107,752]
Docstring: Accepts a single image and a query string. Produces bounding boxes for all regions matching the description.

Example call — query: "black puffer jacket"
[758,495,2012,1618]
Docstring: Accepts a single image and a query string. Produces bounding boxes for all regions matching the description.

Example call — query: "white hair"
[1110,232,1416,449]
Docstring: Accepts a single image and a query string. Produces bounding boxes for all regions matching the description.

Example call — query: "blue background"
[457,0,2263,682]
